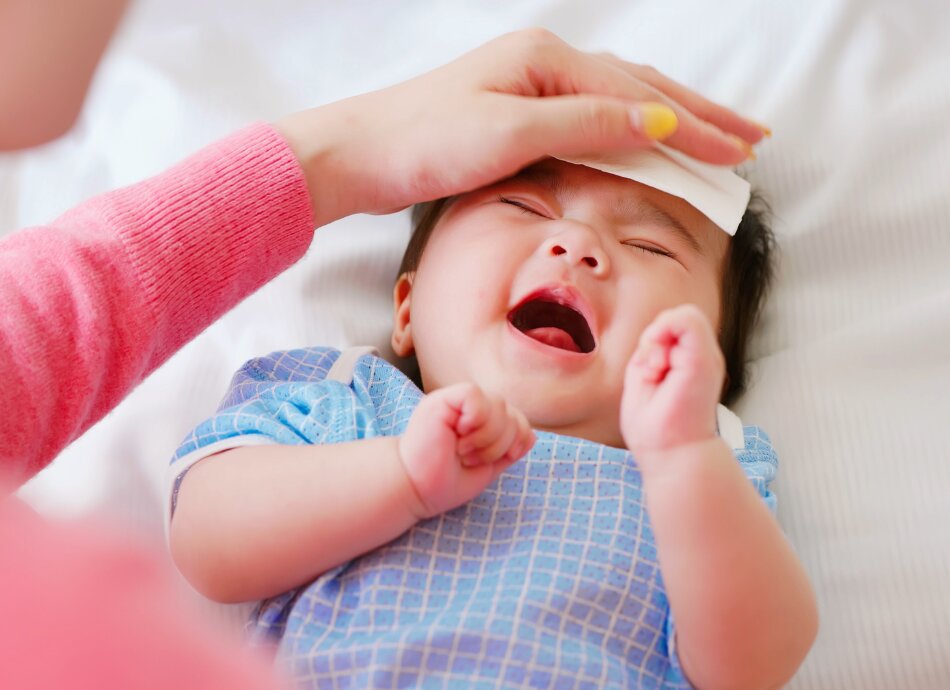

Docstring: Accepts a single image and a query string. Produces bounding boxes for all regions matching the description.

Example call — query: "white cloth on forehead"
[555,144,751,236]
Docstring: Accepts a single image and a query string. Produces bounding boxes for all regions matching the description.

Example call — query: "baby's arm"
[621,305,818,690]
[170,383,534,603]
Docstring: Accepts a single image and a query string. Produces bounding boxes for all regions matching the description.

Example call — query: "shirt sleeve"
[0,123,314,484]
[732,425,779,514]
[165,347,381,523]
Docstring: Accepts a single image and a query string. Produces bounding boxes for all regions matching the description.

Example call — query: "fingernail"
[630,103,678,141]
[729,134,756,160]
[748,119,772,137]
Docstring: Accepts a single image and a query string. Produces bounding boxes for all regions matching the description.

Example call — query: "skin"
[173,160,817,690]
[0,0,129,150]
[389,160,816,689]
[1,8,799,689]
[112,25,813,690]
[391,159,729,448]
[274,28,768,225]
[3,23,771,476]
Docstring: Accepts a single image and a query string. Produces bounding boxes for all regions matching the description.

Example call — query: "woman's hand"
[276,28,767,225]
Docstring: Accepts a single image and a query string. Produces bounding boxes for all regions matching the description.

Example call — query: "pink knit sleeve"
[0,123,314,483]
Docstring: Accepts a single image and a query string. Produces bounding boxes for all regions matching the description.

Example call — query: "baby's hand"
[620,305,724,459]
[398,382,535,519]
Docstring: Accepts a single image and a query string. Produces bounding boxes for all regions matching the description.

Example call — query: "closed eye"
[621,241,676,259]
[499,196,550,218]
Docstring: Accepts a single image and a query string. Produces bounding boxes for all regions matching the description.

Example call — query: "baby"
[168,158,817,690]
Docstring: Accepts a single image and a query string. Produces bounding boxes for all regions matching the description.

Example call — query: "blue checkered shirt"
[171,347,777,690]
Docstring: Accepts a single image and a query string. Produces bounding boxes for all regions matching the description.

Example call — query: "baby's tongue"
[524,327,580,353]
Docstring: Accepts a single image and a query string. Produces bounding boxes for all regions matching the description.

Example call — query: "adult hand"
[277,28,767,225]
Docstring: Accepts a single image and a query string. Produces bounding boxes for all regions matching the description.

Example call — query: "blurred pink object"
[0,489,286,690]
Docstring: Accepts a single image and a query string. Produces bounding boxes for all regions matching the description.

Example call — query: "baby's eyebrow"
[505,166,565,194]
[617,199,704,255]
[507,166,704,255]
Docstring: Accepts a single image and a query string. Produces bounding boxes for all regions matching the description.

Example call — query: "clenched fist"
[398,382,535,519]
[620,304,725,462]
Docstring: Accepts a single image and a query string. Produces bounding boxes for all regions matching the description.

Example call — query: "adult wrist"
[274,100,359,228]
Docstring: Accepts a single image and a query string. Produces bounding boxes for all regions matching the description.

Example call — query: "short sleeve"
[165,347,381,524]
[734,425,778,514]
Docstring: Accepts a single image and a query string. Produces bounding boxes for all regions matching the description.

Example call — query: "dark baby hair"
[398,191,775,406]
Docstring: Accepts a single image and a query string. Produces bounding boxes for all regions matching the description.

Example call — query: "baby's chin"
[486,383,626,448]
[531,416,626,449]
[417,361,626,447]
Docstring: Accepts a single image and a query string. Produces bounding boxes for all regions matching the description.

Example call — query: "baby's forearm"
[169,438,419,603]
[639,439,817,690]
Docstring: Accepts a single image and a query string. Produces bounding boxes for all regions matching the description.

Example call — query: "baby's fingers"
[632,305,724,391]
[461,414,518,466]
[435,382,490,436]
[504,411,537,463]
[458,396,515,463]
[630,334,673,385]
[468,403,535,466]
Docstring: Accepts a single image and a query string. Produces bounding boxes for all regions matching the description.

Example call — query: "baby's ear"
[391,273,415,357]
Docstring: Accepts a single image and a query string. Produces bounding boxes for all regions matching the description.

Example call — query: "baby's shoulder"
[739,424,777,460]
[736,425,778,509]
[235,346,342,384]
[219,346,343,409]
[220,346,420,427]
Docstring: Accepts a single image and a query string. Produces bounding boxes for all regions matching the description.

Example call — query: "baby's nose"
[542,225,609,276]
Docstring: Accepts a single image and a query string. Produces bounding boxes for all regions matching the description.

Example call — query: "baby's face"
[393,159,729,447]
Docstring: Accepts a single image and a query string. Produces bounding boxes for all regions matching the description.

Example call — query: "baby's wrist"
[632,435,727,483]
[394,435,433,521]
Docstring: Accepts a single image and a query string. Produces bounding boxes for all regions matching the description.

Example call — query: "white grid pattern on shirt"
[171,347,776,690]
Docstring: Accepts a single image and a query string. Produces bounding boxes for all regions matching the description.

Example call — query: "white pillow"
[7,1,950,687]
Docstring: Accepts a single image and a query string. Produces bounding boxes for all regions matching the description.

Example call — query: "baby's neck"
[530,418,626,450]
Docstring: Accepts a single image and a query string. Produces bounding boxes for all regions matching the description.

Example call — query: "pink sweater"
[0,123,311,688]
[0,123,315,482]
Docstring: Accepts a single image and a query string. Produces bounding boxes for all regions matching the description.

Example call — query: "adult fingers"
[499,35,755,164]
[594,53,769,145]
[511,94,749,166]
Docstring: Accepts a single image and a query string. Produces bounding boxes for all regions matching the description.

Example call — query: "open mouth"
[508,294,596,354]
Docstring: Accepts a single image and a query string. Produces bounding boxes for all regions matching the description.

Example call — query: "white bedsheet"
[5,1,950,687]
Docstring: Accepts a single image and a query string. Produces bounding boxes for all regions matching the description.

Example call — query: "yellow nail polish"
[633,103,678,140]
[749,119,773,137]
[729,134,756,160]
